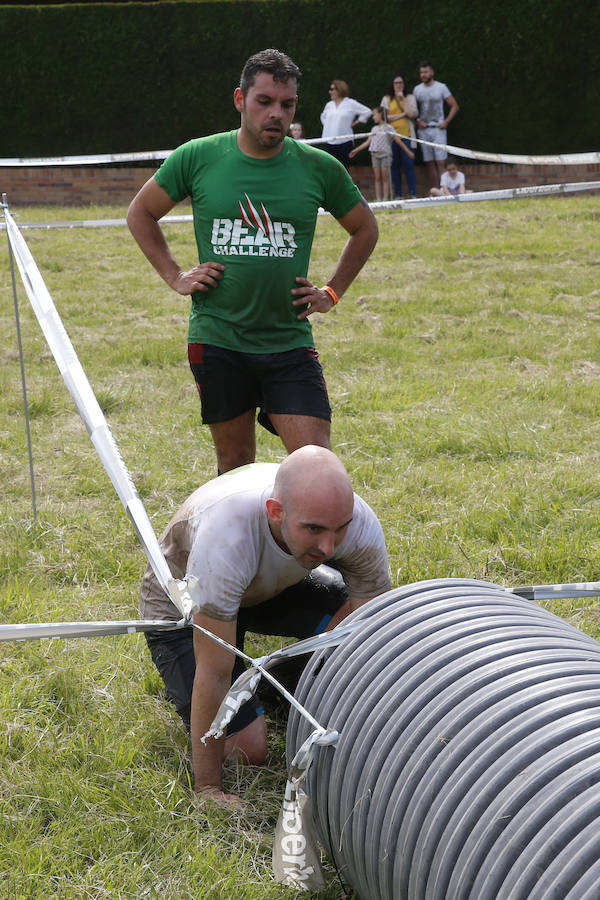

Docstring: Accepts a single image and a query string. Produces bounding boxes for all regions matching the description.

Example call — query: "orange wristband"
[322,284,339,306]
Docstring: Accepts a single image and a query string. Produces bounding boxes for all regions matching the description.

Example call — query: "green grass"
[1,194,600,897]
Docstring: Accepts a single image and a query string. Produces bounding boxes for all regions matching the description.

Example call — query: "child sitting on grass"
[349,107,414,201]
[430,157,470,196]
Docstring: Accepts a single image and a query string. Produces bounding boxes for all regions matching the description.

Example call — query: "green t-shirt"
[155,131,362,353]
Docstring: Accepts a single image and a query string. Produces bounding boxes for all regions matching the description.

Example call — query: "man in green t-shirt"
[127,49,378,474]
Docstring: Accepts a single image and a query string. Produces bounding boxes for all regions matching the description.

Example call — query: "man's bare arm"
[292,199,379,319]
[189,613,238,801]
[127,177,224,295]
[439,94,459,130]
[325,594,378,631]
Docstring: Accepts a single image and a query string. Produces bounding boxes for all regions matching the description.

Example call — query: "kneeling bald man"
[141,446,391,804]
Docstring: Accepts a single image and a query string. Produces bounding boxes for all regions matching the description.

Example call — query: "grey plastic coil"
[286,578,600,899]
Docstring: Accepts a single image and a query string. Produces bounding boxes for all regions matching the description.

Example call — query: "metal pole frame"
[2,193,37,522]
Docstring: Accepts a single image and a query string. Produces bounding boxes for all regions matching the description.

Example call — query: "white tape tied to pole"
[202,625,365,891]
[1,201,198,621]
[204,621,360,741]
[272,727,339,891]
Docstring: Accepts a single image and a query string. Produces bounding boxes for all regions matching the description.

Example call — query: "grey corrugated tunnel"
[286,578,600,899]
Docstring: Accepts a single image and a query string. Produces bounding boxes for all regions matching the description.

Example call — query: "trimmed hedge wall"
[1,0,598,158]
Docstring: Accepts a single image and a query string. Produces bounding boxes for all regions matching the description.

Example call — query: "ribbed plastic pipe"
[286,578,600,899]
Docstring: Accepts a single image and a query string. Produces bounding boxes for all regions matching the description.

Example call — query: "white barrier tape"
[203,622,358,742]
[368,180,600,210]
[0,214,196,231]
[0,150,173,167]
[3,180,598,236]
[273,728,339,891]
[510,581,600,602]
[0,618,186,642]
[408,133,600,166]
[302,132,599,165]
[2,134,598,167]
[1,203,197,621]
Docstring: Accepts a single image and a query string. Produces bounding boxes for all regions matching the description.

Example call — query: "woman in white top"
[320,79,372,170]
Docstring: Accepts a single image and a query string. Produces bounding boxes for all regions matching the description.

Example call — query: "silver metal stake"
[3,193,37,522]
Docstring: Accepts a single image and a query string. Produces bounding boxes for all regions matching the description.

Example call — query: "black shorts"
[144,570,347,735]
[188,344,331,435]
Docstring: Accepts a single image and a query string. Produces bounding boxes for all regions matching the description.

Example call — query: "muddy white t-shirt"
[140,463,390,622]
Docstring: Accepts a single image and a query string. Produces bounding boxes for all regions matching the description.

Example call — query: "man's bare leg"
[224,714,267,765]
[269,413,331,453]
[209,410,256,474]
[425,159,440,191]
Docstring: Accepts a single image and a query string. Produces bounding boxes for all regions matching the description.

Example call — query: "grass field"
[1,193,600,898]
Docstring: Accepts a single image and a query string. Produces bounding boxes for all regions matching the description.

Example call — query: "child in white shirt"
[430,157,468,196]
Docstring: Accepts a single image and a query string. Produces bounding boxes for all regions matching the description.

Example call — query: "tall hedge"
[1,0,598,157]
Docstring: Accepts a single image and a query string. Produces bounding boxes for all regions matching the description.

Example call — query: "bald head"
[273,446,353,510]
[267,447,355,568]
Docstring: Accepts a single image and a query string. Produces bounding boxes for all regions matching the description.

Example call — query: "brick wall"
[351,162,600,201]
[1,162,598,207]
[0,165,158,208]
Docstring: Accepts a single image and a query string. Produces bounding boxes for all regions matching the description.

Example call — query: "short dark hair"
[419,60,434,70]
[240,49,302,96]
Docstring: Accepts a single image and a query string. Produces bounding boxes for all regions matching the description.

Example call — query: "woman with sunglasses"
[380,74,418,198]
[320,79,371,170]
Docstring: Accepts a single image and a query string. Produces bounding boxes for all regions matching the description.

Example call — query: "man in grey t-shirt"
[413,60,459,192]
[142,445,391,806]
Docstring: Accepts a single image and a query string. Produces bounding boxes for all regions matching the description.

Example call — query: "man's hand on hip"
[171,262,225,295]
[291,277,336,320]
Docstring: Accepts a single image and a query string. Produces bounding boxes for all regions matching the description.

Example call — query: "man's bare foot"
[194,785,245,810]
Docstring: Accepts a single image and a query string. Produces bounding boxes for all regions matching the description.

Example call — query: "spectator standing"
[320,80,372,170]
[413,60,459,192]
[381,74,418,198]
[127,50,378,476]
[289,122,304,139]
[349,107,414,202]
